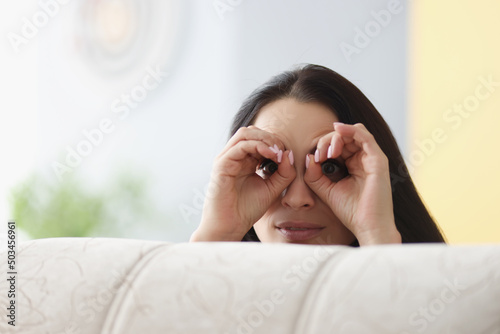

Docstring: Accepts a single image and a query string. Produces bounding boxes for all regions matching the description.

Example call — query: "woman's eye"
[321,159,348,182]
[258,159,278,176]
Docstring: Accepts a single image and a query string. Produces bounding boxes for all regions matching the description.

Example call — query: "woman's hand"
[190,126,296,241]
[304,122,401,245]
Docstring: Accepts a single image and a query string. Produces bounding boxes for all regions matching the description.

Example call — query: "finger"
[217,140,280,176]
[303,153,334,203]
[221,126,285,157]
[315,132,335,162]
[331,123,384,160]
[314,129,348,164]
[331,123,389,175]
[330,132,357,160]
[264,149,296,195]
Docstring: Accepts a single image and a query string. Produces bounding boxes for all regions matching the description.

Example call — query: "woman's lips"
[275,221,325,241]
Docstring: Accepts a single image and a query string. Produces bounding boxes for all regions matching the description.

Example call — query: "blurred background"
[0,0,498,244]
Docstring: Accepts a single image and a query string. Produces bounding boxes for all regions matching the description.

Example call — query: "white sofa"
[1,237,499,333]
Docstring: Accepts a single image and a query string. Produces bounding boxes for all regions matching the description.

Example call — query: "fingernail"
[269,146,278,154]
[314,149,319,163]
[273,144,279,152]
[305,154,310,169]
[288,150,294,165]
[333,122,344,128]
[327,145,332,159]
[277,150,283,163]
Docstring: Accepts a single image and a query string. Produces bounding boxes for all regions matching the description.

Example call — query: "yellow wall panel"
[410,1,500,243]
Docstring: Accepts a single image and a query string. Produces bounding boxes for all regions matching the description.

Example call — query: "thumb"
[266,150,296,198]
[303,153,333,205]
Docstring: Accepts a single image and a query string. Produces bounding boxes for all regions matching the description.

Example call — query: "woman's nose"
[280,174,316,209]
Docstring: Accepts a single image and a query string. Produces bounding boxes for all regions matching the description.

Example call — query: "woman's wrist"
[355,224,402,246]
[189,225,246,242]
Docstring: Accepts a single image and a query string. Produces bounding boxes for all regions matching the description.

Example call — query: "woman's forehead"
[255,98,337,121]
[253,99,338,150]
[253,99,337,132]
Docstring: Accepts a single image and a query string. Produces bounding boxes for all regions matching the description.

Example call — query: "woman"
[190,64,446,246]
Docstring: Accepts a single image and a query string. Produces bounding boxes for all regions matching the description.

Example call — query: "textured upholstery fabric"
[0,237,499,333]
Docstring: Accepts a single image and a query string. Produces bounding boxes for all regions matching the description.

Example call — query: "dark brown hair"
[229,64,446,244]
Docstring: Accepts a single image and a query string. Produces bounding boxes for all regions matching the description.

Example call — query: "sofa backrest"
[1,237,499,333]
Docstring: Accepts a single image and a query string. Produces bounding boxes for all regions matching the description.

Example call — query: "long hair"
[229,64,446,244]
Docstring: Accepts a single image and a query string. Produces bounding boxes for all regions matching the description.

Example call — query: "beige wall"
[410,1,500,243]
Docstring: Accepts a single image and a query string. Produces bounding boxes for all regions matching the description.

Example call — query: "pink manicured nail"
[333,122,344,128]
[305,154,310,169]
[314,149,319,163]
[277,150,283,163]
[327,145,333,159]
[269,146,278,154]
[288,150,294,165]
[273,144,279,152]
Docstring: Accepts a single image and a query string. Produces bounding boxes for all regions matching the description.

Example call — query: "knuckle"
[378,153,389,168]
[317,137,329,147]
[235,127,248,135]
[216,158,240,176]
[354,123,371,134]
[381,153,389,163]
[354,123,366,129]
[355,123,374,140]
[318,133,337,147]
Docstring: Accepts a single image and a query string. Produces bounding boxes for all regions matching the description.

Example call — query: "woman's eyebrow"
[282,144,316,154]
[282,146,315,154]
[284,140,343,159]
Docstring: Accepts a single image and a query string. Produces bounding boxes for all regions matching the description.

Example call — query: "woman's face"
[252,98,356,245]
